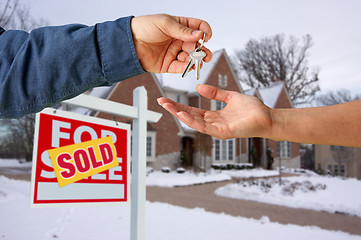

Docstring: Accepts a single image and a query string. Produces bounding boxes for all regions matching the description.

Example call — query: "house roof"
[67,86,114,116]
[244,88,256,96]
[244,82,286,108]
[258,82,284,108]
[156,49,224,94]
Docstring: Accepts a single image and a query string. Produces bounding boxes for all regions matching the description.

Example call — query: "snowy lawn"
[0,159,31,168]
[1,176,360,240]
[147,167,361,218]
[146,170,231,187]
[146,168,281,187]
[215,175,361,217]
[0,159,32,175]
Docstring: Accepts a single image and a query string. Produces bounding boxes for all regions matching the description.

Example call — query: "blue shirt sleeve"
[0,16,145,118]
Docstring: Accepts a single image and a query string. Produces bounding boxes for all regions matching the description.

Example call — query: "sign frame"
[30,108,131,208]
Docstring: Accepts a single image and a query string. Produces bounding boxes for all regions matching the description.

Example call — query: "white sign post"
[53,86,160,240]
[130,87,147,240]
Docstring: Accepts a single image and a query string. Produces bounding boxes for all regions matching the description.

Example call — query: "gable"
[274,86,293,108]
[204,52,242,93]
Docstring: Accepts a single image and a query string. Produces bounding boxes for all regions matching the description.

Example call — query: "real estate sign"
[30,108,130,207]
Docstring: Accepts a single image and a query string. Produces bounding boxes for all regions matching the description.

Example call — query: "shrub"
[176,168,185,174]
[161,167,171,173]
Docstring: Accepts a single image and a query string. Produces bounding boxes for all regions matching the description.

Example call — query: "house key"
[181,33,207,80]
[191,49,206,80]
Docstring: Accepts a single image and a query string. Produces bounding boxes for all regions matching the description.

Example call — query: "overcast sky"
[24,0,361,95]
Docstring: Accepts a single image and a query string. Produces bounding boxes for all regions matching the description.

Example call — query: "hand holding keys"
[182,33,207,80]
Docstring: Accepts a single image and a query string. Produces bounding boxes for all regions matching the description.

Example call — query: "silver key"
[191,50,206,80]
[181,32,207,79]
[181,51,194,78]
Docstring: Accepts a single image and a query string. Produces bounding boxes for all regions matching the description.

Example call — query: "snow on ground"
[147,167,361,218]
[146,170,231,187]
[0,159,31,168]
[1,176,360,240]
[227,168,280,179]
[146,168,279,187]
[215,175,361,218]
[0,159,32,175]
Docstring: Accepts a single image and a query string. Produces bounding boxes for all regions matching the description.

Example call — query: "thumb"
[164,20,203,42]
[197,84,231,103]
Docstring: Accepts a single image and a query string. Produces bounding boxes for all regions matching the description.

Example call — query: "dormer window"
[218,74,227,87]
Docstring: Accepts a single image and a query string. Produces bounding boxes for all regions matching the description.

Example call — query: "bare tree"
[316,89,361,106]
[0,0,46,31]
[0,0,46,161]
[0,114,35,161]
[233,34,320,105]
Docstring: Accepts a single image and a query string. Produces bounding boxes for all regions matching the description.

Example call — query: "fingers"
[157,97,232,139]
[157,97,208,134]
[196,84,233,103]
[162,15,212,43]
[184,17,213,42]
[157,97,204,116]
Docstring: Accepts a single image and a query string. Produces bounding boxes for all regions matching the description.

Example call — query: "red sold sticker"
[48,136,118,187]
[30,108,130,207]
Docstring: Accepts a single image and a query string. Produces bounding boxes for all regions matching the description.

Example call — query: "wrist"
[267,108,284,141]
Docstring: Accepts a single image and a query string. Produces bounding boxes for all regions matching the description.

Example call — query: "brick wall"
[97,73,181,156]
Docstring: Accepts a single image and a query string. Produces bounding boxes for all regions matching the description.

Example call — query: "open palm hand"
[157,84,273,139]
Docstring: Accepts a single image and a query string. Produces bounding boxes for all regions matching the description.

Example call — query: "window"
[334,165,339,175]
[216,100,226,111]
[214,138,234,161]
[146,132,156,161]
[327,164,332,174]
[218,74,227,87]
[277,141,291,158]
[215,140,220,160]
[228,140,233,161]
[331,145,345,151]
[146,136,152,157]
[176,94,181,103]
[131,132,156,161]
[340,165,345,176]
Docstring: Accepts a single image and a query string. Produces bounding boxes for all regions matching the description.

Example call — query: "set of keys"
[182,33,207,80]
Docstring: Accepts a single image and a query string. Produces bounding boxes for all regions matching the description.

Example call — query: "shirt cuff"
[96,16,145,85]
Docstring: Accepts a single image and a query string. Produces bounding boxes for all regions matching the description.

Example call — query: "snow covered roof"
[258,82,284,108]
[66,85,114,116]
[156,49,224,94]
[244,88,256,96]
[243,82,285,108]
[87,86,114,99]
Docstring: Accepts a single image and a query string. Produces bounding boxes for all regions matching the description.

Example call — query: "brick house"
[315,145,361,179]
[159,49,244,169]
[92,73,184,170]
[243,82,301,169]
[70,49,300,170]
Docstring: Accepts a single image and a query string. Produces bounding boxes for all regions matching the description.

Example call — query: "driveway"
[147,180,361,236]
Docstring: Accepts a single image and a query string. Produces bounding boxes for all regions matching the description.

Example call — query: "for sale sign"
[30,108,130,207]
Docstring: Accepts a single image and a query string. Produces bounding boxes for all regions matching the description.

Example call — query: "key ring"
[195,32,206,52]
